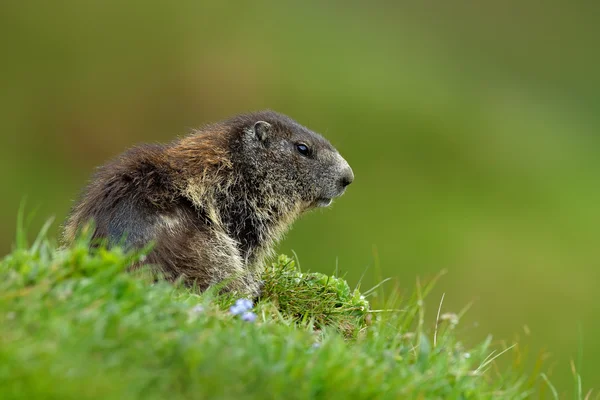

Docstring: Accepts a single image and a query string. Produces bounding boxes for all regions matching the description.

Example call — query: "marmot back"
[63,110,354,296]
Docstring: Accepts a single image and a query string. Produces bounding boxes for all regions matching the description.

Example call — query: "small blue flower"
[229,305,243,315]
[230,298,253,315]
[241,311,257,322]
[235,298,253,310]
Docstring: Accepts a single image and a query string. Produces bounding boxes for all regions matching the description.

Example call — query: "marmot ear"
[252,121,271,141]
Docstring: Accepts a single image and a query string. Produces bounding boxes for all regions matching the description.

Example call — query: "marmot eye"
[296,143,310,156]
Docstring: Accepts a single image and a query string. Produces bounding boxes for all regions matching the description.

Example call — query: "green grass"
[0,219,575,399]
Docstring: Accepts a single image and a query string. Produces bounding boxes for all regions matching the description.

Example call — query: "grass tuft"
[261,254,370,339]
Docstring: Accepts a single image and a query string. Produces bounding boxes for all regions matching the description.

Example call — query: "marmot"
[62,110,354,297]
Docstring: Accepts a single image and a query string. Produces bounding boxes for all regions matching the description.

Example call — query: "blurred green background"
[1,1,599,392]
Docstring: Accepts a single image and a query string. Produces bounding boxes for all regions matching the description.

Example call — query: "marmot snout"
[62,110,353,296]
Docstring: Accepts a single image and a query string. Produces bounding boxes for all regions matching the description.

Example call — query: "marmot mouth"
[315,198,333,207]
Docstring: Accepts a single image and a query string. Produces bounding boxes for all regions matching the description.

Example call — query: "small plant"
[261,254,370,338]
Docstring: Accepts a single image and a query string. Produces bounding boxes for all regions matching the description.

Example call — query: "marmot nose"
[339,168,354,188]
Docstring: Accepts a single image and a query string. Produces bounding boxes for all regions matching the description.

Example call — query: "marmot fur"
[62,110,354,296]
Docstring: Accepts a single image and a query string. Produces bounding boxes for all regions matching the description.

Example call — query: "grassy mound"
[0,224,547,399]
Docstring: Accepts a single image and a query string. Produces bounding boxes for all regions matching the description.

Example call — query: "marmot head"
[227,110,354,210]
